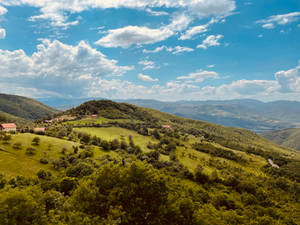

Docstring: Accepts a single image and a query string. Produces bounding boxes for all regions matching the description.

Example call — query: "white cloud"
[257,34,263,38]
[0,39,133,97]
[0,6,7,15]
[179,18,219,40]
[275,60,300,93]
[0,0,235,29]
[143,46,167,54]
[262,23,275,29]
[0,28,5,39]
[138,73,158,82]
[145,8,168,16]
[257,12,300,29]
[95,26,174,48]
[207,64,215,68]
[197,35,223,49]
[143,45,194,54]
[177,70,219,82]
[179,25,208,40]
[138,60,159,70]
[171,46,194,54]
[166,13,192,32]
[199,61,300,100]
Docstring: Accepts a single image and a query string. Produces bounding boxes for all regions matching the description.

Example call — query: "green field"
[0,133,122,178]
[74,127,157,150]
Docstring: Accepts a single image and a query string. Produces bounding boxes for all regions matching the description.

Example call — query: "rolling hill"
[0,110,25,124]
[0,93,59,120]
[263,128,300,150]
[0,99,299,225]
[120,99,300,132]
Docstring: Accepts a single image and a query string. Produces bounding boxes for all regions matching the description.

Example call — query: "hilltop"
[0,93,59,120]
[0,99,299,224]
[263,128,300,150]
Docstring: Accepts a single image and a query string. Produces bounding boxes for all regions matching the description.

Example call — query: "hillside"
[0,99,299,225]
[263,128,300,150]
[0,110,26,124]
[0,93,59,120]
[120,99,300,132]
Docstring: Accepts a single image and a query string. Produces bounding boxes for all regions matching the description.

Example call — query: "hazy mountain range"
[41,97,300,133]
[119,99,300,133]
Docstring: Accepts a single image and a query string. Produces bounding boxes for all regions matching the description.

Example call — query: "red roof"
[34,128,45,132]
[1,123,17,128]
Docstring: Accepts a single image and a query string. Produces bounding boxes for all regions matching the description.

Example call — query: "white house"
[0,123,17,132]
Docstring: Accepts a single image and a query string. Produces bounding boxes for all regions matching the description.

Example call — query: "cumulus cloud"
[177,70,219,82]
[92,0,235,48]
[257,12,300,29]
[138,60,159,70]
[0,28,5,39]
[0,0,235,29]
[197,35,223,49]
[199,61,300,100]
[95,26,174,48]
[138,73,158,82]
[0,6,7,15]
[143,45,194,54]
[275,61,300,93]
[0,39,133,97]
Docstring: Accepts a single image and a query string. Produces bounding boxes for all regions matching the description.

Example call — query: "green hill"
[263,128,300,150]
[0,99,299,225]
[0,93,59,120]
[0,110,26,124]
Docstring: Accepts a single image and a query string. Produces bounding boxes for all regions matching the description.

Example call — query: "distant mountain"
[262,128,300,150]
[40,97,95,110]
[118,99,300,132]
[0,93,59,120]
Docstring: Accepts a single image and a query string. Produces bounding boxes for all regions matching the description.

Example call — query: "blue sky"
[0,0,299,102]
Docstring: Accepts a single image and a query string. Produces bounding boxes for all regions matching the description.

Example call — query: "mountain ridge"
[0,93,59,120]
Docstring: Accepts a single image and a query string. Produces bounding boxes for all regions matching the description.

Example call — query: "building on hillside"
[0,123,17,132]
[91,114,98,119]
[162,125,172,130]
[33,127,46,134]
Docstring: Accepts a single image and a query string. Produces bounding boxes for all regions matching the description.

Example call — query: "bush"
[32,137,40,146]
[66,162,94,178]
[12,142,22,150]
[26,147,36,155]
[39,158,49,164]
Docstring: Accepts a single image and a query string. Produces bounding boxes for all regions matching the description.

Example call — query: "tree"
[32,137,40,146]
[0,189,46,225]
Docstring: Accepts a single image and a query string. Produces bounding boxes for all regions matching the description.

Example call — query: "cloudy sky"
[0,0,299,102]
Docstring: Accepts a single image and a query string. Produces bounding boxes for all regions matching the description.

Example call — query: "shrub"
[13,142,22,150]
[26,147,36,155]
[31,137,40,146]
[40,158,49,164]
